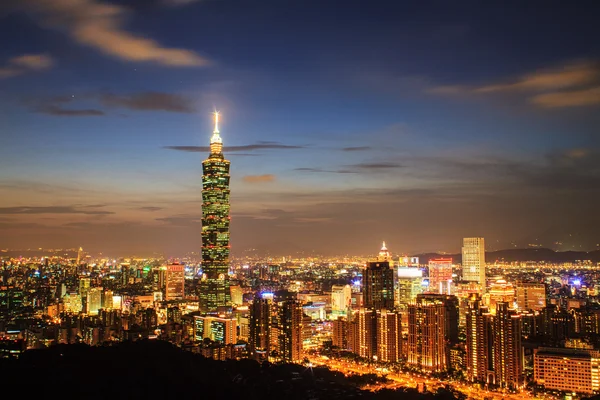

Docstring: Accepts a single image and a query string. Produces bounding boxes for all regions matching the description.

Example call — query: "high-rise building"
[396,267,424,306]
[357,308,377,360]
[493,302,523,390]
[332,317,348,350]
[376,309,402,363]
[249,295,271,361]
[153,266,167,292]
[275,300,303,363]
[466,298,524,390]
[86,287,102,315]
[165,263,185,301]
[364,244,395,310]
[331,284,352,316]
[485,279,515,312]
[79,278,90,297]
[102,289,113,310]
[462,237,486,290]
[407,294,458,372]
[428,258,453,295]
[199,112,231,313]
[466,295,493,384]
[230,285,244,306]
[515,282,546,311]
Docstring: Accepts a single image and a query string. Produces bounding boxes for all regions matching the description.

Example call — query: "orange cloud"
[242,174,276,183]
[474,62,598,93]
[0,53,54,79]
[530,86,600,108]
[20,0,209,67]
[426,60,600,108]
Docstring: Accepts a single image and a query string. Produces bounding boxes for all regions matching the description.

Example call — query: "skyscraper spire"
[378,241,391,261]
[210,111,223,154]
[213,110,220,134]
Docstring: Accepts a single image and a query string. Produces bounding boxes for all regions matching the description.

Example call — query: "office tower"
[331,284,352,316]
[165,263,185,301]
[357,308,377,360]
[199,112,231,313]
[79,278,90,297]
[396,268,424,306]
[407,294,458,372]
[249,296,271,361]
[466,295,493,384]
[428,258,453,295]
[86,287,102,315]
[377,309,402,363]
[515,282,546,311]
[364,244,395,310]
[461,237,486,290]
[534,347,600,395]
[230,285,244,306]
[275,300,303,363]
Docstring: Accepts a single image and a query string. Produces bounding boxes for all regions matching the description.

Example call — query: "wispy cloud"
[0,53,54,79]
[162,0,203,6]
[37,104,105,116]
[530,86,600,108]
[0,206,113,215]
[100,92,195,113]
[351,162,403,170]
[295,162,403,174]
[137,206,164,212]
[474,62,598,93]
[342,146,371,152]
[427,60,600,108]
[29,91,194,116]
[165,142,306,153]
[17,0,209,66]
[242,174,276,183]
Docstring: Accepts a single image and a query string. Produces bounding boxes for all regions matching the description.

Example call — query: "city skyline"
[1,0,599,256]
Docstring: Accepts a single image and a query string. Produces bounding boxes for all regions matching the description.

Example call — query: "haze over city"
[1,0,599,256]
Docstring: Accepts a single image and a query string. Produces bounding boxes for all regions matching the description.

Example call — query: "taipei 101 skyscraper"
[199,111,231,313]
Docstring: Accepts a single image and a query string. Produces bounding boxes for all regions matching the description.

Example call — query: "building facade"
[165,263,185,301]
[428,258,453,295]
[364,261,395,310]
[515,282,546,312]
[461,237,486,291]
[407,297,449,372]
[534,347,600,394]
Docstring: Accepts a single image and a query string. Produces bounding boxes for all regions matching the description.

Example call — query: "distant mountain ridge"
[414,248,600,264]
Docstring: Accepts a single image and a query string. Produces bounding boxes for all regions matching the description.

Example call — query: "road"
[307,356,550,400]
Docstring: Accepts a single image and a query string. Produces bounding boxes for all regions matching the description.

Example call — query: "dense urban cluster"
[2,116,599,400]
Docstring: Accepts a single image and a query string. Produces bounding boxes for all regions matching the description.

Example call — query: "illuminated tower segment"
[199,111,231,313]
